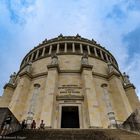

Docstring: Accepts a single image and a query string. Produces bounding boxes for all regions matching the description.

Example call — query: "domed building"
[0,35,139,130]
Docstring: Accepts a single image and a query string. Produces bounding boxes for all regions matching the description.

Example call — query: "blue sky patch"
[127,0,140,11]
[106,4,126,21]
[123,26,140,56]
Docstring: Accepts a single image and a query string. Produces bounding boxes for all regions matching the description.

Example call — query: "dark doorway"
[61,106,80,128]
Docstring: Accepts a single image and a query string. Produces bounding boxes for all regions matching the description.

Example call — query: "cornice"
[19,53,118,75]
[92,72,108,79]
[3,83,16,90]
[80,64,93,72]
[19,71,32,79]
[47,64,60,72]
[108,72,121,80]
[124,84,136,90]
[20,35,118,69]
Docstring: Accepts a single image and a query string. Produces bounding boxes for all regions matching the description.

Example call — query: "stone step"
[3,129,140,140]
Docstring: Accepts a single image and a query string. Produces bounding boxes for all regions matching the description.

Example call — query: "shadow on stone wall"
[0,107,21,135]
[122,108,140,133]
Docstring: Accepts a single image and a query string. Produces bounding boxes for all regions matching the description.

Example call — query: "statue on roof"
[58,34,63,38]
[25,62,32,73]
[123,72,131,85]
[76,34,81,39]
[91,39,96,44]
[81,53,88,65]
[42,38,47,43]
[107,62,118,74]
[9,72,16,85]
[51,54,58,65]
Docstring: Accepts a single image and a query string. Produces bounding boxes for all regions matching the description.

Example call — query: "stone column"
[101,84,116,128]
[81,65,102,128]
[42,47,46,57]
[27,56,30,62]
[30,53,34,61]
[49,45,52,54]
[109,57,113,63]
[94,47,98,57]
[35,50,39,59]
[87,45,90,55]
[56,43,59,54]
[64,43,67,52]
[108,73,132,121]
[105,53,109,62]
[40,64,59,128]
[100,50,104,60]
[80,44,83,53]
[72,43,75,52]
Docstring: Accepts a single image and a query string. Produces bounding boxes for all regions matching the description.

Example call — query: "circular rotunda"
[0,34,139,129]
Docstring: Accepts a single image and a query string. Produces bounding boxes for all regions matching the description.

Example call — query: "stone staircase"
[2,128,139,140]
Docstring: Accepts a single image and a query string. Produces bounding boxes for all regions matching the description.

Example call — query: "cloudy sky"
[0,0,140,98]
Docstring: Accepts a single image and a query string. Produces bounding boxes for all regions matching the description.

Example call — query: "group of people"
[1,115,45,136]
[21,119,45,130]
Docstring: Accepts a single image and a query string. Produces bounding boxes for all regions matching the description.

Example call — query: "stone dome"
[1,34,139,129]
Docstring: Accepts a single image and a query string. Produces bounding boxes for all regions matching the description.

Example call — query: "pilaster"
[40,64,59,128]
[9,72,32,121]
[81,64,102,128]
[124,84,140,111]
[108,72,132,121]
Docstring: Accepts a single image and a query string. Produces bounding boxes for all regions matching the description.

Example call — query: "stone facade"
[0,35,139,129]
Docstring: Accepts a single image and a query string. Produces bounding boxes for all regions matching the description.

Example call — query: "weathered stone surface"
[6,129,140,140]
[123,108,140,132]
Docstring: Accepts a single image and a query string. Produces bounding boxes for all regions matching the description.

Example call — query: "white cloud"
[0,0,140,99]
